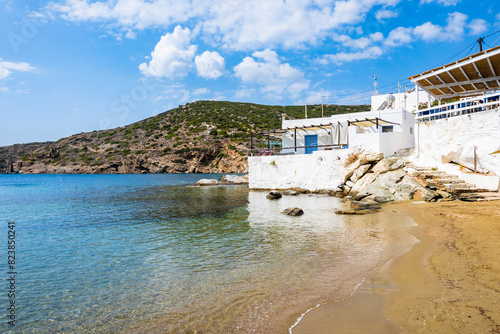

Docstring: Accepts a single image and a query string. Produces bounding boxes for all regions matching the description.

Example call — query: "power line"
[484,29,500,39]
[323,33,499,105]
[464,41,478,57]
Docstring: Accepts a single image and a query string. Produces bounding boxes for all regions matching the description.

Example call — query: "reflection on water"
[0,175,417,333]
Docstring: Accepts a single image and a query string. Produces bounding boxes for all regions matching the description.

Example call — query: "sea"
[0,174,416,333]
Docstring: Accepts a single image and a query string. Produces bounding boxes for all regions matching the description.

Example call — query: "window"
[381,126,393,133]
[409,127,413,134]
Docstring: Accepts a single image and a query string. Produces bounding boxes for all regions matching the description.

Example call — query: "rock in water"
[282,190,299,196]
[219,174,249,184]
[282,207,304,216]
[266,190,282,199]
[335,210,378,215]
[196,179,219,186]
[351,200,382,211]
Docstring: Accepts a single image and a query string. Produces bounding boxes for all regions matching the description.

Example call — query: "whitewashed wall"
[248,150,351,190]
[415,108,500,176]
[371,90,431,112]
[348,128,380,154]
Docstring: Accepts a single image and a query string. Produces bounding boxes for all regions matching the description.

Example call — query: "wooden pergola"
[408,45,500,99]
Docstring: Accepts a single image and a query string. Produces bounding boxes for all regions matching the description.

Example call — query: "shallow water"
[0,174,416,333]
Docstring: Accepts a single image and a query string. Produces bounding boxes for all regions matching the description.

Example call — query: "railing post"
[474,146,477,173]
[294,128,297,154]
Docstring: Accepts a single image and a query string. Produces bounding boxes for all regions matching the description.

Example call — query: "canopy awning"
[408,45,500,99]
[255,118,397,138]
[256,122,344,138]
[347,118,399,128]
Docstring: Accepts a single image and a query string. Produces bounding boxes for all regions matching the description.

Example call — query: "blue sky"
[1,0,499,146]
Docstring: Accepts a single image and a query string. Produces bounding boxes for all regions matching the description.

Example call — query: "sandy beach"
[294,200,500,333]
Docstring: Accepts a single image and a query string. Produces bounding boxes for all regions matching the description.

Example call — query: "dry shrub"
[344,151,360,167]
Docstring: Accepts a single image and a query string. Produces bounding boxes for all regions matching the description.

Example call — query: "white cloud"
[234,87,255,99]
[413,22,441,40]
[234,49,309,98]
[139,25,197,78]
[414,12,468,41]
[48,0,204,29]
[0,87,9,93]
[384,27,413,46]
[303,89,331,104]
[49,0,402,51]
[420,0,460,6]
[468,19,488,35]
[321,11,474,65]
[195,51,225,79]
[375,9,398,21]
[321,46,384,64]
[153,84,190,102]
[0,60,35,80]
[124,29,137,39]
[333,35,372,49]
[193,87,210,95]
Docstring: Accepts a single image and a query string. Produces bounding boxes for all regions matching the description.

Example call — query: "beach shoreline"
[292,200,500,333]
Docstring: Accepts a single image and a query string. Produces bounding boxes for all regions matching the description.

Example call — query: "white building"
[249,92,418,190]
[249,45,500,191]
[278,95,416,157]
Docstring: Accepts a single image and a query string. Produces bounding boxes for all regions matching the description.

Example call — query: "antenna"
[373,73,378,95]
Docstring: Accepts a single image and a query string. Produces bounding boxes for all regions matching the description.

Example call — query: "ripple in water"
[0,175,416,333]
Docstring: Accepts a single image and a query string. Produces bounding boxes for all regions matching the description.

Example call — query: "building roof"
[408,45,500,99]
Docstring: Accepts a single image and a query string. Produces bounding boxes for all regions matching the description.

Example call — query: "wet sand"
[293,200,500,333]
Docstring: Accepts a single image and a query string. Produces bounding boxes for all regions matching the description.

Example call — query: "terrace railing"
[250,144,346,156]
[416,91,500,123]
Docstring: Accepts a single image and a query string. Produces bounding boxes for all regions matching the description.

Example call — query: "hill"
[0,101,369,174]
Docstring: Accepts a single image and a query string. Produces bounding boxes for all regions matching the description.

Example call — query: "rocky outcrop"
[340,152,444,204]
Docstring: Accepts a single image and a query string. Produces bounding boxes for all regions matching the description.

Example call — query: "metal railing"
[250,144,347,156]
[416,92,500,123]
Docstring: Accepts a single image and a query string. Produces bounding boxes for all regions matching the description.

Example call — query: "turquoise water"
[0,174,416,333]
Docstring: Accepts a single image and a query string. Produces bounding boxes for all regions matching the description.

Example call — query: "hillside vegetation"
[0,101,369,174]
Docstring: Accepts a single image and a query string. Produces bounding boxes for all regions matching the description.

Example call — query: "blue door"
[305,135,318,154]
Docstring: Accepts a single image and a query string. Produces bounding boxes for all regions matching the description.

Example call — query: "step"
[414,167,436,171]
[445,187,491,194]
[458,192,500,202]
[440,180,466,185]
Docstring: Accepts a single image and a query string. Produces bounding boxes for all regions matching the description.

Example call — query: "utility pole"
[478,37,484,52]
[321,96,324,118]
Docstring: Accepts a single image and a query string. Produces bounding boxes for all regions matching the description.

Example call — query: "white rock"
[365,152,384,162]
[350,164,371,183]
[343,156,368,183]
[196,179,219,186]
[349,173,378,197]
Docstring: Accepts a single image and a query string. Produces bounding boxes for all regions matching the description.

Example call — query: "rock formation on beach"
[339,150,495,209]
[0,100,367,174]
